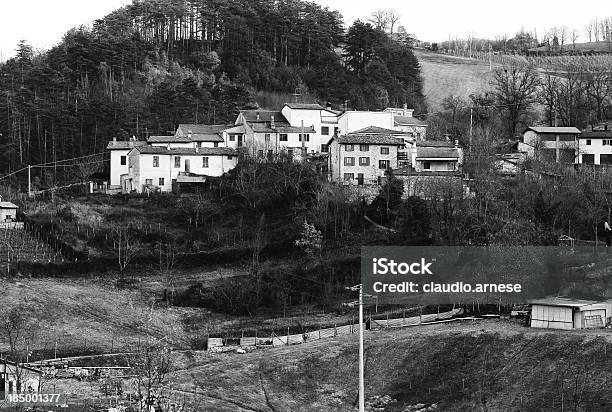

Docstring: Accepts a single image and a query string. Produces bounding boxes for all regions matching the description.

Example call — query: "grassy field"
[415,50,496,112]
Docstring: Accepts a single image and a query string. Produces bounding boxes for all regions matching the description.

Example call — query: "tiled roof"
[580,131,612,139]
[284,103,325,110]
[147,136,191,143]
[239,110,290,124]
[416,147,460,159]
[275,125,316,133]
[525,126,581,134]
[416,140,454,148]
[0,201,18,209]
[177,124,233,134]
[188,134,225,142]
[394,167,462,177]
[395,115,427,126]
[133,147,238,156]
[333,135,405,145]
[351,126,409,135]
[106,140,147,150]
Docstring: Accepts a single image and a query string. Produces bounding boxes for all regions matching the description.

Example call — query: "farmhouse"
[106,138,147,187]
[120,146,238,193]
[530,297,612,330]
[520,126,581,163]
[0,199,18,222]
[327,132,404,185]
[0,359,42,394]
[385,105,428,140]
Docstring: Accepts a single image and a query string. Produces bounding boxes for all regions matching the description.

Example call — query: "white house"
[0,200,18,222]
[385,105,428,140]
[409,141,461,173]
[521,126,581,163]
[576,129,612,165]
[327,132,404,185]
[106,138,147,187]
[121,146,238,193]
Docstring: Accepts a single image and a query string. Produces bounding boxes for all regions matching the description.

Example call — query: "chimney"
[403,103,407,110]
[256,113,260,121]
[113,137,117,143]
[326,102,332,110]
[270,115,275,129]
[606,123,609,131]
[132,136,136,141]
[454,139,459,148]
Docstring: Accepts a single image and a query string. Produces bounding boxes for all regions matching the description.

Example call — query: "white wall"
[578,139,612,164]
[530,305,574,329]
[110,150,130,186]
[338,112,394,135]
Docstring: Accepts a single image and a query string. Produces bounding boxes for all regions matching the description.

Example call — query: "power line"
[0,152,108,181]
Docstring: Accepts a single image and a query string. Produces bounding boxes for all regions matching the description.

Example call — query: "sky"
[0,0,609,61]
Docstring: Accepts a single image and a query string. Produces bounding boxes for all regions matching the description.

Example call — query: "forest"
[0,0,425,181]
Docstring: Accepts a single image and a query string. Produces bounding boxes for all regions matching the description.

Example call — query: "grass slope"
[415,50,496,111]
[171,320,612,411]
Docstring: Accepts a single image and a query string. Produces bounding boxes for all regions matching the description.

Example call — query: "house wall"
[0,209,17,222]
[530,304,574,329]
[0,364,41,393]
[128,153,238,193]
[329,141,398,184]
[523,131,577,163]
[413,159,458,172]
[577,139,612,164]
[337,112,394,135]
[110,150,130,186]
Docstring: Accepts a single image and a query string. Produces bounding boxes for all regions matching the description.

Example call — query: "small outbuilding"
[0,359,42,394]
[529,297,612,330]
[0,200,18,222]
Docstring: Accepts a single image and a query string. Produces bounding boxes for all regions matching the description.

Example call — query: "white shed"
[530,297,612,330]
[0,201,18,222]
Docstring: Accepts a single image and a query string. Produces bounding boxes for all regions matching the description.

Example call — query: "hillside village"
[2,1,612,411]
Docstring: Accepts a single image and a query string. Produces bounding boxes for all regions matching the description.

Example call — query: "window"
[229,134,236,141]
[145,179,153,185]
[345,144,354,151]
[604,140,612,146]
[174,156,181,168]
[265,134,271,142]
[153,156,159,167]
[601,154,612,165]
[357,173,364,185]
[380,147,390,155]
[334,127,340,135]
[202,157,209,168]
[359,157,370,166]
[159,177,165,186]
[586,139,592,145]
[423,161,431,170]
[344,173,354,181]
[120,155,126,166]
[299,134,310,142]
[280,134,288,142]
[214,142,219,147]
[379,160,390,169]
[359,144,369,151]
[582,154,595,164]
[344,157,355,166]
[321,126,329,135]
[321,144,329,153]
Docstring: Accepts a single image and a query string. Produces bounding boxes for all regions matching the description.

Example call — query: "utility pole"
[345,284,365,412]
[28,165,31,197]
[301,120,306,158]
[469,108,473,152]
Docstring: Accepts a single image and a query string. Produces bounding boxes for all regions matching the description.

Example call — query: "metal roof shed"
[529,297,612,330]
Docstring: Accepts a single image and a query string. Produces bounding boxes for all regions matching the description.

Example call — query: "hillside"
[414,50,495,111]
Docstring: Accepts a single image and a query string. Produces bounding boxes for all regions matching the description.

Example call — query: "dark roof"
[106,140,147,150]
[0,201,18,209]
[133,147,238,156]
[580,131,612,139]
[275,125,316,133]
[147,136,191,143]
[333,134,405,145]
[525,126,581,134]
[351,126,410,135]
[394,167,462,177]
[416,147,460,159]
[416,140,454,148]
[395,115,427,126]
[177,124,233,134]
[239,110,289,124]
[189,134,225,142]
[284,103,325,110]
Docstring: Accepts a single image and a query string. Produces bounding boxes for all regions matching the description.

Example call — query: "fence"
[207,308,464,351]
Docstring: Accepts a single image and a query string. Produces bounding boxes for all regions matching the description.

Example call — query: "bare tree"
[387,9,401,34]
[492,65,540,136]
[570,28,580,49]
[585,22,593,43]
[368,9,389,32]
[75,155,103,183]
[156,240,178,305]
[111,225,142,274]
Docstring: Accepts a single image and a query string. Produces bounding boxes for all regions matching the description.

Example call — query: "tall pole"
[469,108,473,152]
[28,165,31,197]
[358,284,365,412]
